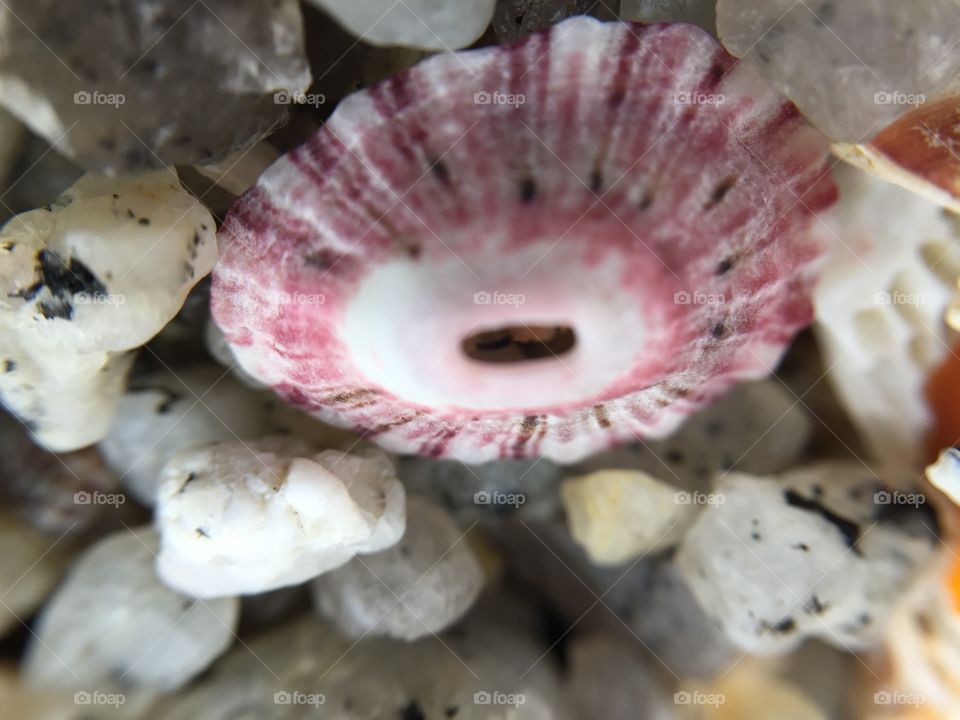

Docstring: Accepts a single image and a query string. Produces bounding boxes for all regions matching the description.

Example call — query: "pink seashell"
[212,17,837,463]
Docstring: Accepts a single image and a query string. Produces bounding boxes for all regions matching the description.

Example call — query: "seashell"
[212,18,836,462]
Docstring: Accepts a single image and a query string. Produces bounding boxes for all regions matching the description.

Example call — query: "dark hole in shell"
[460,325,576,364]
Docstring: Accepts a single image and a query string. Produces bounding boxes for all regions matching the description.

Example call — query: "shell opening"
[460,325,577,364]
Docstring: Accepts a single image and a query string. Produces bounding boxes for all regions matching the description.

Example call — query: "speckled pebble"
[676,462,937,654]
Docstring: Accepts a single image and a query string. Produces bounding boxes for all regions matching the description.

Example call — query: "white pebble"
[676,462,936,654]
[24,526,238,691]
[0,171,216,451]
[99,366,275,505]
[308,0,496,50]
[156,438,406,598]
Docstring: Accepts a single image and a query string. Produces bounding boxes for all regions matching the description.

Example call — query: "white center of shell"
[342,246,651,412]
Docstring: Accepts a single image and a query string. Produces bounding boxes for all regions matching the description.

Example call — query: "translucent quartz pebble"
[397,456,563,524]
[619,0,716,35]
[676,463,937,655]
[308,0,496,50]
[814,165,960,473]
[99,366,275,506]
[0,170,216,451]
[628,563,737,679]
[561,469,692,564]
[311,496,484,640]
[144,614,566,719]
[156,438,406,598]
[716,0,960,142]
[0,0,311,173]
[24,526,238,691]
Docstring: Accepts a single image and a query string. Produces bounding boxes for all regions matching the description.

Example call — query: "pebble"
[0,170,216,452]
[147,611,565,720]
[716,0,960,142]
[676,659,828,720]
[156,438,406,598]
[675,462,937,654]
[493,0,615,42]
[309,0,496,49]
[566,631,675,720]
[0,413,128,536]
[628,562,737,679]
[814,165,960,473]
[619,0,716,34]
[0,511,72,638]
[0,0,311,173]
[311,496,484,640]
[561,468,692,565]
[575,379,812,488]
[397,456,563,525]
[24,526,238,691]
[99,366,275,506]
